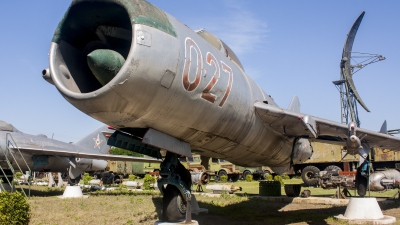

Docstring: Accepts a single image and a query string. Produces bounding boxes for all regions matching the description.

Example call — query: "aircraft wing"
[254,101,400,150]
[8,147,161,163]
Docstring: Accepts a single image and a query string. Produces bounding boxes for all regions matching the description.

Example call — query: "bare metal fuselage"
[48,0,301,168]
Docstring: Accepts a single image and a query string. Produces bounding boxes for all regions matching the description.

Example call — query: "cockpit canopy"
[0,120,19,132]
[196,29,244,71]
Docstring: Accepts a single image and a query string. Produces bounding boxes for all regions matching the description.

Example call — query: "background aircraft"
[42,0,400,221]
[0,120,160,184]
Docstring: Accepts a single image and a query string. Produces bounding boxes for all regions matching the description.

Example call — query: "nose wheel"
[158,152,192,222]
[162,185,187,221]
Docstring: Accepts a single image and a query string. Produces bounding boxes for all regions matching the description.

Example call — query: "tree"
[109,147,143,157]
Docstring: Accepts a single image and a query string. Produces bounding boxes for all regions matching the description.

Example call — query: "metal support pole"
[185,197,192,224]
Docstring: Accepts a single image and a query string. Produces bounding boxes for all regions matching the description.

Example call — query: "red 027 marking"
[182,37,203,91]
[182,38,233,107]
[219,61,233,107]
[201,52,220,103]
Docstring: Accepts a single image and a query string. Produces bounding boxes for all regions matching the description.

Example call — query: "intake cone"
[87,49,125,86]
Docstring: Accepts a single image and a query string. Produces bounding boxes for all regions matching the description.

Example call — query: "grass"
[19,179,400,224]
[29,195,162,225]
[198,178,399,198]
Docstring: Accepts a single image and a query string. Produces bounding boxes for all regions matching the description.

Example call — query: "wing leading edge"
[254,101,400,150]
[9,147,161,163]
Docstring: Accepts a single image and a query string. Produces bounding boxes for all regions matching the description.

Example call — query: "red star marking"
[93,134,103,149]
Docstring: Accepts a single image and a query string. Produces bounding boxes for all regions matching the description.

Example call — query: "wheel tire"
[230,174,240,182]
[114,174,122,184]
[242,170,252,180]
[200,172,210,185]
[218,170,228,177]
[213,175,220,182]
[324,165,342,174]
[301,166,320,186]
[218,170,228,182]
[356,169,367,197]
[162,185,186,222]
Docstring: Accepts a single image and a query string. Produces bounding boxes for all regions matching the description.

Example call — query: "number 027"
[182,37,233,107]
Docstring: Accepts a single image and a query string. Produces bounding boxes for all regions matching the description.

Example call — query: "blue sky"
[0,1,399,142]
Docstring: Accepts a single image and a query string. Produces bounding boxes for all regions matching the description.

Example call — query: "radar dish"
[341,11,370,112]
[334,11,385,126]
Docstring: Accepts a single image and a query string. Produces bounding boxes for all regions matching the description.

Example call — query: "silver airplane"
[0,120,160,184]
[42,0,400,221]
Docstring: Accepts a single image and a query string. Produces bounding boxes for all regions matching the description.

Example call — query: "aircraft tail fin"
[288,95,301,113]
[379,120,387,134]
[73,125,114,154]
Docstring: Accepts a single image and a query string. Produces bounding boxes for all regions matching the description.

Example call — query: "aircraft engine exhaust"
[190,171,210,185]
[369,169,400,191]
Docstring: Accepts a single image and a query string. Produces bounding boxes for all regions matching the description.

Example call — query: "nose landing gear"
[158,152,193,222]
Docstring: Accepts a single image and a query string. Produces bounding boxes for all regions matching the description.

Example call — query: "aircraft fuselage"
[0,131,107,172]
[48,0,305,168]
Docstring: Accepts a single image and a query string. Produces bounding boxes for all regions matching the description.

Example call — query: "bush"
[0,191,30,225]
[143,174,156,190]
[274,175,284,186]
[82,173,93,185]
[245,174,253,182]
[15,172,23,179]
[266,174,273,181]
[219,175,228,183]
[282,174,290,180]
[128,174,136,181]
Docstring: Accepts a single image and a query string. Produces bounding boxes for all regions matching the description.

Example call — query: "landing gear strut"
[158,152,192,222]
[68,174,82,186]
[356,159,369,197]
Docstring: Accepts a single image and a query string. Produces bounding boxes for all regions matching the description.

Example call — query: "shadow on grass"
[149,191,345,224]
[151,196,163,221]
[193,197,346,225]
[151,191,400,225]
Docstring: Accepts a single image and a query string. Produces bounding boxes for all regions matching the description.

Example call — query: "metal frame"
[333,11,385,127]
[0,133,31,197]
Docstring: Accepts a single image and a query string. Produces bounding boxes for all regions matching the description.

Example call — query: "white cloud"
[189,1,269,56]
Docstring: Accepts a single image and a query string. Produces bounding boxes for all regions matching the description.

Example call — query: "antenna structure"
[333,11,385,127]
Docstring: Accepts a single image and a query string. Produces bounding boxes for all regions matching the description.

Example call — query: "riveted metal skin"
[48,0,294,168]
[47,0,400,169]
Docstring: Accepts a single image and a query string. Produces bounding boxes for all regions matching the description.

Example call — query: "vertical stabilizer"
[379,120,387,134]
[288,95,301,113]
[73,125,114,154]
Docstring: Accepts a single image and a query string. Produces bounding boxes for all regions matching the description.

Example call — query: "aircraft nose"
[87,49,125,86]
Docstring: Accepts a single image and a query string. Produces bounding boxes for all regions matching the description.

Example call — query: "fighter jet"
[42,0,400,221]
[0,120,160,184]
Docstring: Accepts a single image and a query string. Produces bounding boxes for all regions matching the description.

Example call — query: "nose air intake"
[48,1,132,93]
[87,49,125,86]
